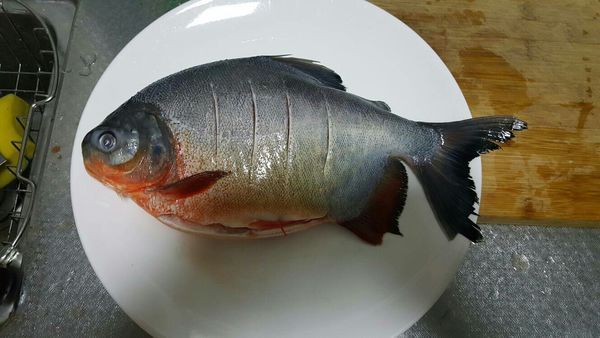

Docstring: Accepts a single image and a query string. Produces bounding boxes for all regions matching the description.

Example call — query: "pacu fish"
[82,56,526,245]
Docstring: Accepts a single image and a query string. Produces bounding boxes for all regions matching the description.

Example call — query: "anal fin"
[339,158,408,245]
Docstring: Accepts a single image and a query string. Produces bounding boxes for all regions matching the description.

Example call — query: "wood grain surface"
[372,0,599,226]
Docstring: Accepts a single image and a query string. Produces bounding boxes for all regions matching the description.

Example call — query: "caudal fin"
[409,116,527,242]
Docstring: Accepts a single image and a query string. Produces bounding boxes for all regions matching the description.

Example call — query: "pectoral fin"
[339,158,408,245]
[154,170,229,199]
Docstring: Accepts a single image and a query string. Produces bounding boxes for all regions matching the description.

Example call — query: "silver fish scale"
[133,57,423,223]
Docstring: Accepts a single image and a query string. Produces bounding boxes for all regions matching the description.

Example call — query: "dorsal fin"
[370,100,391,111]
[268,56,346,91]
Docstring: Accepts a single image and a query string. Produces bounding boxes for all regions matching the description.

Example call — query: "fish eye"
[98,131,117,152]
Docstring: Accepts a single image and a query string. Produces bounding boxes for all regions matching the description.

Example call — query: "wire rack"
[0,0,59,266]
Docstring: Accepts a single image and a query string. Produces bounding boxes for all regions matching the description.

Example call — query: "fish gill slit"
[323,91,331,176]
[249,80,257,179]
[210,82,219,157]
[285,90,291,169]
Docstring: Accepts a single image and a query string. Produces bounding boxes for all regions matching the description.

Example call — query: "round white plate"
[71,0,476,336]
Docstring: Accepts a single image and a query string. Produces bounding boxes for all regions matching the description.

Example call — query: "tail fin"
[409,116,527,242]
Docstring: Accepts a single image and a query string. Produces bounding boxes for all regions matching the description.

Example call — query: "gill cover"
[82,101,174,192]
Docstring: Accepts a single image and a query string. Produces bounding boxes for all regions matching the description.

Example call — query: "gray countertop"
[3,0,599,336]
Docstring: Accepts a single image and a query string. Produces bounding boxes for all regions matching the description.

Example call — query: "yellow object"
[0,94,35,189]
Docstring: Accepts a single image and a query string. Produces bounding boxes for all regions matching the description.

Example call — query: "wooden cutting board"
[372,0,599,226]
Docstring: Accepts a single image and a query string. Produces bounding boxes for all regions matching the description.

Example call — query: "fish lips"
[81,127,129,189]
[82,130,108,185]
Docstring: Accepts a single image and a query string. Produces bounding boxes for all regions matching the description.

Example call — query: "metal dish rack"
[0,0,59,321]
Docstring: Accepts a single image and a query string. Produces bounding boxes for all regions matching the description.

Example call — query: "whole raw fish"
[82,56,526,244]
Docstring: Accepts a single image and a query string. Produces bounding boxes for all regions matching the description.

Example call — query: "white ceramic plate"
[71,0,476,336]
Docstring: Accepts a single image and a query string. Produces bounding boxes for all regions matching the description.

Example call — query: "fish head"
[82,101,174,194]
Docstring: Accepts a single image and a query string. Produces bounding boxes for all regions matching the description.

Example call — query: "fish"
[82,56,526,245]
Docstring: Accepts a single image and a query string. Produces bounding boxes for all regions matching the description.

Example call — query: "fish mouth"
[81,130,93,160]
[81,136,126,193]
[81,132,100,179]
[82,154,146,195]
[82,153,115,189]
